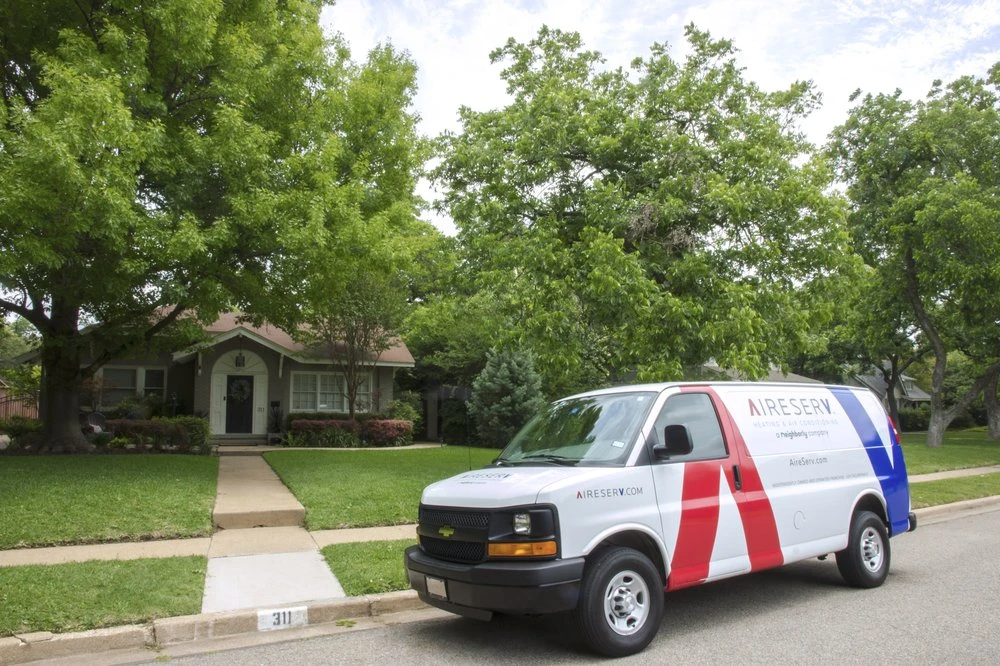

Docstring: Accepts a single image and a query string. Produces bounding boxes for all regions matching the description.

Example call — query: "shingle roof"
[202,312,415,366]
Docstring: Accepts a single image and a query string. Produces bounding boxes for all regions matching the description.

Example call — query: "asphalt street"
[139,507,1000,665]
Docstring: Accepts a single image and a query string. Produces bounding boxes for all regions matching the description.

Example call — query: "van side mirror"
[653,424,693,460]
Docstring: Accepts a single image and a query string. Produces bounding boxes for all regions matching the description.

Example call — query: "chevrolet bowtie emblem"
[438,525,455,538]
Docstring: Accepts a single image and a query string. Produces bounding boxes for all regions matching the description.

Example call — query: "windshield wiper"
[517,453,578,466]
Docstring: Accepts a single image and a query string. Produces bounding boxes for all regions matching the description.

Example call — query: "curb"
[0,590,425,665]
[4,497,1000,664]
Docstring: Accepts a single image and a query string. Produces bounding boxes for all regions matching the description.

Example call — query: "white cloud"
[321,0,1000,231]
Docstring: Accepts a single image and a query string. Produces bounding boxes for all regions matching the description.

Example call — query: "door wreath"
[228,379,252,403]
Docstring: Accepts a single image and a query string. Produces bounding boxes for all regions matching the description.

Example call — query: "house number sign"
[257,605,308,631]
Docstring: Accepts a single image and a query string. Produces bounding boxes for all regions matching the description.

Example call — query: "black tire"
[836,510,890,588]
[576,547,664,657]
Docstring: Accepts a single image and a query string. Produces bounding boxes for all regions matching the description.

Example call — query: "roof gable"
[173,313,414,367]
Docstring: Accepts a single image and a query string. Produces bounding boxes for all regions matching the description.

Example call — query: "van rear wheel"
[576,547,663,657]
[836,510,890,588]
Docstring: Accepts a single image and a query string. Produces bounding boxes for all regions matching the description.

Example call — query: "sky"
[320,0,1000,233]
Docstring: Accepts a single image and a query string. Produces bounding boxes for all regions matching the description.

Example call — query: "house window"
[291,371,372,413]
[292,374,317,410]
[99,367,166,407]
[144,369,165,399]
[101,368,137,406]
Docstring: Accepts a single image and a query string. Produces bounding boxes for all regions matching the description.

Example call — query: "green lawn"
[264,447,497,529]
[910,472,1000,509]
[322,539,417,596]
[0,556,206,637]
[899,429,1000,475]
[0,455,218,549]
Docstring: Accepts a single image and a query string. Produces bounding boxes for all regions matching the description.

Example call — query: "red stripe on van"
[707,387,785,571]
[666,386,784,590]
[667,461,723,590]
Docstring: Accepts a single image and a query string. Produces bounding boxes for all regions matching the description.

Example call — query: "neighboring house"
[91,313,414,442]
[851,369,931,410]
[0,377,39,420]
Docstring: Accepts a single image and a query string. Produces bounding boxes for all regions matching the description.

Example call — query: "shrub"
[102,416,209,454]
[439,399,472,445]
[166,416,212,455]
[897,407,930,432]
[360,419,413,447]
[0,415,43,439]
[284,411,380,431]
[468,348,546,448]
[105,419,186,452]
[105,393,165,420]
[288,419,362,448]
[286,418,413,447]
[387,390,423,433]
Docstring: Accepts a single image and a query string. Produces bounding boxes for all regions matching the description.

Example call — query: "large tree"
[431,26,850,396]
[830,64,1000,446]
[0,0,405,450]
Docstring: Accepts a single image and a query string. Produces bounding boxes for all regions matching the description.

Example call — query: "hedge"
[360,419,413,447]
[287,418,413,448]
[102,416,211,454]
[284,411,380,432]
[0,416,43,439]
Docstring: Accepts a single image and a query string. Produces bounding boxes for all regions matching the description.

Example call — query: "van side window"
[653,393,727,461]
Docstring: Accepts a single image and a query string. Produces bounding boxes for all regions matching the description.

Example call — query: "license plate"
[425,576,448,600]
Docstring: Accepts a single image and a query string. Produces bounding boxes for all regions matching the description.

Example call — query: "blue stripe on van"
[830,388,911,536]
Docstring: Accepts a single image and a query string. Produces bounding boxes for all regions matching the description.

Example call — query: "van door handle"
[733,465,743,491]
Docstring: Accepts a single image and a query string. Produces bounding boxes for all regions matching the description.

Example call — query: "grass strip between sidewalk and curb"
[909,472,1000,509]
[0,556,206,638]
[322,539,418,596]
[0,456,218,550]
[265,447,497,529]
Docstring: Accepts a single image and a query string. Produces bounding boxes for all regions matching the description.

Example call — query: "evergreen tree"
[468,349,546,448]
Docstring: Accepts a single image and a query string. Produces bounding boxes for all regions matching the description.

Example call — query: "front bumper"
[404,546,585,619]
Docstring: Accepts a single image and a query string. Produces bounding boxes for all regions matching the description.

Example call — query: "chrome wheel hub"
[860,526,884,572]
[603,570,650,635]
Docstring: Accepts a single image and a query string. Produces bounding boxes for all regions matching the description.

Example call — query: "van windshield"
[495,392,656,467]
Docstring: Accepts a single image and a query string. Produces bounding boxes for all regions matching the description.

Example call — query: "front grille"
[419,507,490,530]
[420,536,486,563]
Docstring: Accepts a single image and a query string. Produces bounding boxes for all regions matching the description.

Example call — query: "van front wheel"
[576,547,664,657]
[836,510,890,588]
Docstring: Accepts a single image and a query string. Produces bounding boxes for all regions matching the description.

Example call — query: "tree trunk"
[926,361,1000,448]
[880,357,901,427]
[986,368,1000,441]
[925,352,949,448]
[38,303,92,453]
[925,409,948,449]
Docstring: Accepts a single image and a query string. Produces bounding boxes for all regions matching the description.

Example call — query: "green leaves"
[830,62,1000,441]
[429,25,847,394]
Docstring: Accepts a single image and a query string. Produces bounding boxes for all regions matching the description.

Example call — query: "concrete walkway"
[200,456,345,613]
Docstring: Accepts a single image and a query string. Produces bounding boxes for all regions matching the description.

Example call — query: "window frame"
[290,370,374,413]
[98,366,167,409]
[650,392,729,463]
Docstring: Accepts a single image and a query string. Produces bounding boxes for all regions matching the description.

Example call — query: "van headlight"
[487,506,559,559]
[513,512,531,535]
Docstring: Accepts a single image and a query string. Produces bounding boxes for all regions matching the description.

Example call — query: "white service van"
[405,382,917,656]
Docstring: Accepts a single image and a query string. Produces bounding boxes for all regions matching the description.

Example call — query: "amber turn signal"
[487,541,557,557]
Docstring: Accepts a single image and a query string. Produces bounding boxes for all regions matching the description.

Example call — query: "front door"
[225,375,254,434]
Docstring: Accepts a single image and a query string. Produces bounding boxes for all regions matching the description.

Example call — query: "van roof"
[565,381,860,400]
